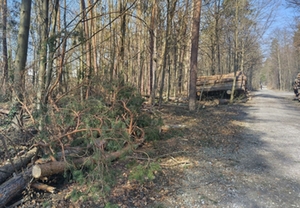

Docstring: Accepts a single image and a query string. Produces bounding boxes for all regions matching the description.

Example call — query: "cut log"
[196,71,247,93]
[0,169,31,208]
[196,80,246,92]
[196,76,247,85]
[32,157,87,179]
[0,147,37,184]
[197,71,245,81]
[0,140,144,207]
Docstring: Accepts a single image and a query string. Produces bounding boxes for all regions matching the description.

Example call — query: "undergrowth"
[33,79,163,202]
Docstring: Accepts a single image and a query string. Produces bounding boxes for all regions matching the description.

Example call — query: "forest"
[0,0,300,207]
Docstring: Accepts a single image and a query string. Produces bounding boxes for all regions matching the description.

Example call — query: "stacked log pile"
[196,71,247,93]
[295,73,300,86]
[293,73,300,101]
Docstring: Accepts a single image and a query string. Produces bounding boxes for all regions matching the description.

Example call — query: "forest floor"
[2,88,300,208]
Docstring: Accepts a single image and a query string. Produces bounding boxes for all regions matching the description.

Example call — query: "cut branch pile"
[196,71,247,93]
[0,84,161,207]
[0,137,144,207]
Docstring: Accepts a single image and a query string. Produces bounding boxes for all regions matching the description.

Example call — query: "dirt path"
[235,88,300,207]
[156,89,300,208]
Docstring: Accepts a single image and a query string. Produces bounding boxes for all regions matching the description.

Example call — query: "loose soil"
[2,88,300,207]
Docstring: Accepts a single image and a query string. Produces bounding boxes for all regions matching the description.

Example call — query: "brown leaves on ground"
[1,103,245,207]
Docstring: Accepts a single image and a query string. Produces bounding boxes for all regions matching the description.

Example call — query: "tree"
[1,0,9,94]
[158,0,177,105]
[149,0,158,105]
[12,0,32,129]
[189,0,202,111]
[287,0,300,8]
[36,0,49,120]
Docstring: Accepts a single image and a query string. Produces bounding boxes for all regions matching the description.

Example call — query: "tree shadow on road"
[142,102,300,208]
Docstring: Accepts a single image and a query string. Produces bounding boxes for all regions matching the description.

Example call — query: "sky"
[261,0,299,56]
[270,1,297,31]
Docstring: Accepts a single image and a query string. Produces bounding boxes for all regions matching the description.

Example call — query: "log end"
[32,165,42,179]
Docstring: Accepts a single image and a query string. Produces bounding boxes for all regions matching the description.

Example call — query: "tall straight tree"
[189,0,202,111]
[158,0,177,105]
[2,0,8,93]
[149,0,158,105]
[13,0,32,129]
[80,0,92,99]
[230,0,240,102]
[36,0,49,119]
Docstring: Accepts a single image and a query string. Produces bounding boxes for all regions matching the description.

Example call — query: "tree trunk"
[0,170,31,207]
[45,0,59,99]
[230,0,239,103]
[0,146,37,184]
[119,0,126,80]
[2,0,8,95]
[81,0,92,99]
[159,0,177,105]
[189,0,202,111]
[149,0,158,105]
[36,0,49,131]
[12,0,32,130]
[137,1,143,93]
[89,0,98,76]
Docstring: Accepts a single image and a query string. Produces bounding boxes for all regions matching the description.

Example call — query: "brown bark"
[189,0,202,111]
[196,80,246,92]
[197,71,245,82]
[196,71,247,92]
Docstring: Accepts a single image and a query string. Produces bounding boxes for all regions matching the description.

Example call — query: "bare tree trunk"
[119,0,126,80]
[149,0,158,105]
[159,0,177,105]
[277,46,282,90]
[2,0,8,95]
[45,0,59,99]
[36,0,49,131]
[80,0,92,99]
[230,0,239,103]
[189,0,202,111]
[89,0,98,76]
[137,1,143,93]
[12,0,32,130]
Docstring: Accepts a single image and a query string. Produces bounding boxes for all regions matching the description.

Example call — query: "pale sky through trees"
[271,0,297,31]
[261,0,298,56]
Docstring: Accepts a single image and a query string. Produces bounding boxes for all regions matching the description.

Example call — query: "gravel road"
[159,88,300,208]
[234,88,300,207]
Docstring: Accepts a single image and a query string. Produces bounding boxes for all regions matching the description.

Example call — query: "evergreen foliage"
[34,80,162,201]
